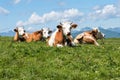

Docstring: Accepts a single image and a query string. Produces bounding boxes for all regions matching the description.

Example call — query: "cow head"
[13,27,26,41]
[42,28,52,38]
[91,27,105,39]
[59,22,77,36]
[94,28,105,39]
[57,25,63,32]
[14,27,26,36]
[57,22,77,46]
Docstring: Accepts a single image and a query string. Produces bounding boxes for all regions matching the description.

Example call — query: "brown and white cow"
[22,30,43,42]
[13,27,26,42]
[74,28,102,46]
[22,28,52,42]
[48,22,77,47]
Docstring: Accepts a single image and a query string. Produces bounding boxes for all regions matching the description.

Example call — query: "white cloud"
[17,8,84,26]
[16,20,24,26]
[89,4,120,20]
[63,8,83,18]
[28,12,43,24]
[27,27,33,31]
[0,7,10,15]
[102,5,116,15]
[13,0,21,4]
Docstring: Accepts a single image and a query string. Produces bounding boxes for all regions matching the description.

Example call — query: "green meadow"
[0,37,120,80]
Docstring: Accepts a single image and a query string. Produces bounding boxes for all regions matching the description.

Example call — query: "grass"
[0,36,120,80]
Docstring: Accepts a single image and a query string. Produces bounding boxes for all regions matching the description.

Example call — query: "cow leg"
[83,36,99,46]
[56,44,63,47]
[67,35,75,46]
[54,41,63,47]
[101,38,104,44]
[94,40,99,46]
[74,33,84,44]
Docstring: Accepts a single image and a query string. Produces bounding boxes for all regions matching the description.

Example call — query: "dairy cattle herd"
[13,22,105,47]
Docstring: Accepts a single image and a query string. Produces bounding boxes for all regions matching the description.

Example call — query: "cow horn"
[16,27,18,29]
[60,22,62,25]
[70,22,73,25]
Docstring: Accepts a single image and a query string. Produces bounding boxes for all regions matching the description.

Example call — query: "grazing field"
[0,36,120,80]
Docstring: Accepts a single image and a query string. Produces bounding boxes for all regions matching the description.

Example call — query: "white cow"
[42,28,52,39]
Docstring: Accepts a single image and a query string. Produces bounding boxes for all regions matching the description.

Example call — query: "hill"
[107,27,120,33]
[0,30,14,36]
[0,37,120,80]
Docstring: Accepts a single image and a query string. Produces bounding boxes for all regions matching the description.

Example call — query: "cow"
[22,28,52,42]
[13,27,26,42]
[74,28,104,46]
[48,22,77,47]
[22,30,43,42]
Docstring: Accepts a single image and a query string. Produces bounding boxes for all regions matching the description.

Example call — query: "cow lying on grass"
[22,30,43,42]
[74,28,105,46]
[13,27,26,42]
[13,27,52,42]
[48,22,77,47]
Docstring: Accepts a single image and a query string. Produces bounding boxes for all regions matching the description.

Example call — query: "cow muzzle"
[67,32,71,36]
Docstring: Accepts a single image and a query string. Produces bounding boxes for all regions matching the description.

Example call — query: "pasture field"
[0,36,120,80]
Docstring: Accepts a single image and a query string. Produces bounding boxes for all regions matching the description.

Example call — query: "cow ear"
[14,27,18,32]
[57,25,62,29]
[35,30,42,34]
[41,29,43,32]
[71,24,77,28]
[48,30,52,34]
[60,22,63,25]
[14,29,17,32]
[91,30,97,35]
[92,29,98,33]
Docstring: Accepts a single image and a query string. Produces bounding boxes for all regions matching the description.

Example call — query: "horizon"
[0,0,120,32]
[1,26,120,33]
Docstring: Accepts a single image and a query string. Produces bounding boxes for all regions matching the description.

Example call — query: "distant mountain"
[0,30,14,36]
[98,27,120,38]
[0,27,120,38]
[80,27,92,31]
[107,27,120,33]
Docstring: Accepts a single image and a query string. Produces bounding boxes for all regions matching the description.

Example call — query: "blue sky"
[0,0,120,32]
